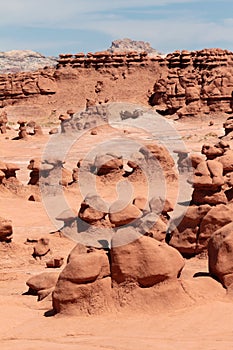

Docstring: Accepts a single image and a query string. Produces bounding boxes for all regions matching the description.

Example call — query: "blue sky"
[0,0,232,56]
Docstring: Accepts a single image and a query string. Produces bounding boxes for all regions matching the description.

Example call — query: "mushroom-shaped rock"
[28,158,41,171]
[208,222,233,288]
[202,143,225,159]
[109,200,142,227]
[0,217,13,242]
[94,153,123,175]
[111,227,184,287]
[139,144,175,171]
[78,194,108,224]
[67,109,75,116]
[26,271,59,292]
[33,237,50,258]
[52,248,111,314]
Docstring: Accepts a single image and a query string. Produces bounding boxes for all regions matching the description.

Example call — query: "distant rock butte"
[108,38,162,56]
[1,47,233,119]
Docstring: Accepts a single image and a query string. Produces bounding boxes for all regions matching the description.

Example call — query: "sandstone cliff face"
[149,48,233,117]
[1,48,233,119]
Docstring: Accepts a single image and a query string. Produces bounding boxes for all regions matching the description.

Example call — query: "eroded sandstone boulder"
[52,245,111,314]
[208,222,233,288]
[169,205,211,255]
[109,200,142,227]
[111,228,184,287]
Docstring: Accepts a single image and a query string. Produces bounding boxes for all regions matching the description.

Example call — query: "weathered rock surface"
[111,228,184,287]
[109,201,142,227]
[208,222,233,288]
[52,245,111,314]
[26,271,59,292]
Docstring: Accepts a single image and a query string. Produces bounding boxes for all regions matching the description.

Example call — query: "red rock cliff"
[1,48,233,119]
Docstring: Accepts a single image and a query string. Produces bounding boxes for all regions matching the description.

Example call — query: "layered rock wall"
[1,48,233,118]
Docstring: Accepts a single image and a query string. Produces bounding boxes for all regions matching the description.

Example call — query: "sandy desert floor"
[0,111,232,350]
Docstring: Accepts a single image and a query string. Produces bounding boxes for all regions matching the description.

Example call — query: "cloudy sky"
[0,0,232,56]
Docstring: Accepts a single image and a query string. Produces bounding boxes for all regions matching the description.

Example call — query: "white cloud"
[0,0,232,54]
[0,0,213,27]
[71,16,233,52]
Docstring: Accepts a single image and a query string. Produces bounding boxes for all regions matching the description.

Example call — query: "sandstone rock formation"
[0,110,8,133]
[208,222,233,288]
[78,194,108,225]
[109,201,142,227]
[52,244,111,314]
[39,159,72,190]
[149,48,233,117]
[169,139,233,256]
[52,227,185,315]
[111,228,184,287]
[59,104,110,134]
[26,271,59,300]
[0,217,13,242]
[1,47,233,119]
[94,153,123,176]
[17,119,28,140]
[33,237,50,259]
[46,257,64,268]
[27,120,43,136]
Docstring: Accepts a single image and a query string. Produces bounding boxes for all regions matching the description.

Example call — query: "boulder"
[33,237,50,258]
[109,200,142,226]
[192,187,228,205]
[208,222,233,288]
[57,250,110,284]
[169,205,211,255]
[198,204,233,251]
[46,257,64,268]
[111,227,184,287]
[26,271,59,292]
[94,153,123,175]
[52,247,111,314]
[49,127,59,135]
[139,144,174,171]
[78,194,108,224]
[218,149,233,173]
